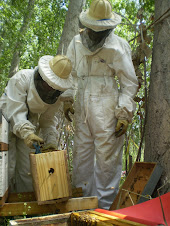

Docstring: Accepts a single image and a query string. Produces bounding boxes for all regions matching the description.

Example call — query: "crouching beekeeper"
[0,55,72,192]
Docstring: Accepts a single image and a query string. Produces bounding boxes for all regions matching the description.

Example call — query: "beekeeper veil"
[34,55,72,104]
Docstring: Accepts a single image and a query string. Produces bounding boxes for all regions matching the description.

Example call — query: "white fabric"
[38,55,73,91]
[66,30,138,209]
[1,69,62,192]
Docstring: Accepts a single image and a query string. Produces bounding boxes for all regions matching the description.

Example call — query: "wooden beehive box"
[9,210,147,226]
[30,150,72,202]
[0,109,9,151]
[0,109,9,206]
[110,162,163,210]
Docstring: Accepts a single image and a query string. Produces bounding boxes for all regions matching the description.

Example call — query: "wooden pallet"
[0,188,98,217]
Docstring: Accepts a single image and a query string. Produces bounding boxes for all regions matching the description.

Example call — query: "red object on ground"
[95,192,170,226]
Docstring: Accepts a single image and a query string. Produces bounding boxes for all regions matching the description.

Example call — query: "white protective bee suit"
[0,55,72,192]
[66,29,138,209]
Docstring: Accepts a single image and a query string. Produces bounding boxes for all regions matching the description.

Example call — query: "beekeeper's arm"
[39,103,61,150]
[111,41,138,137]
[61,37,77,122]
[6,71,43,148]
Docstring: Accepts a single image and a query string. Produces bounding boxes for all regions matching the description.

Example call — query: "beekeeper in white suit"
[64,0,138,209]
[0,55,72,192]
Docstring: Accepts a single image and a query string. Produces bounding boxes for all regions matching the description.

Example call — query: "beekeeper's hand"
[42,143,58,151]
[24,134,44,148]
[115,119,129,138]
[64,101,74,122]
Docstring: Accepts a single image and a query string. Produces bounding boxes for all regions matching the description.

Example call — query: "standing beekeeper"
[0,55,72,193]
[64,0,139,209]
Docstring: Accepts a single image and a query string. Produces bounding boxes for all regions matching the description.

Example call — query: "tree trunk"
[57,0,86,55]
[8,0,36,78]
[144,0,170,195]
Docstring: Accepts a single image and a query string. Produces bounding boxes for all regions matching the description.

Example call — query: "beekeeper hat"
[38,55,72,91]
[79,0,121,32]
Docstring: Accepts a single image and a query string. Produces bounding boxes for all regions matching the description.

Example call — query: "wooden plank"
[44,224,68,226]
[0,196,98,217]
[30,150,72,202]
[37,197,70,205]
[9,212,71,226]
[7,192,36,203]
[7,188,83,203]
[0,188,8,207]
[71,187,83,198]
[0,143,8,151]
[59,196,98,213]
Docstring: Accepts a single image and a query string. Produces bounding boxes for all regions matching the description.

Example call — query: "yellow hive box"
[30,150,72,202]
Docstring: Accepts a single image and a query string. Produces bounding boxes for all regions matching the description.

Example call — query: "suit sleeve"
[112,41,138,122]
[6,71,36,139]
